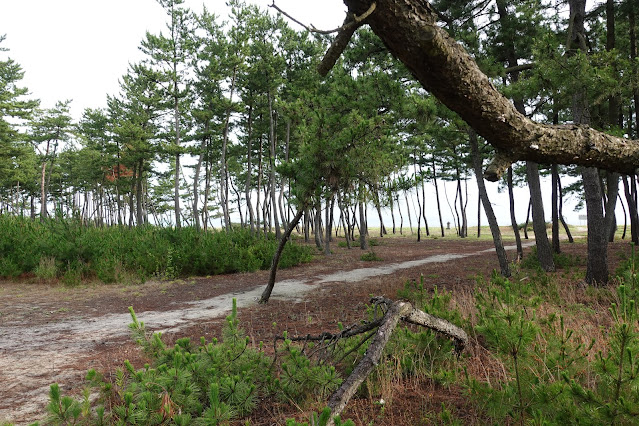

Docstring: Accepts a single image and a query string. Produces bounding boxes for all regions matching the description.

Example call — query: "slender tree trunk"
[420,165,429,236]
[432,160,445,237]
[136,159,144,227]
[192,133,206,231]
[359,182,369,250]
[507,167,524,260]
[246,105,255,234]
[268,91,281,239]
[619,194,627,240]
[220,67,238,232]
[260,207,306,304]
[526,162,555,272]
[470,130,510,276]
[551,164,561,254]
[622,175,639,244]
[557,174,574,242]
[315,197,323,249]
[605,173,619,242]
[325,193,333,255]
[404,190,414,235]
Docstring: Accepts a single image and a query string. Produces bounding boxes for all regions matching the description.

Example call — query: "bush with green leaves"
[0,215,314,283]
[44,299,343,424]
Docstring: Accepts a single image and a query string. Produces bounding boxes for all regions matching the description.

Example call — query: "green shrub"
[0,216,313,284]
[360,251,381,261]
[46,299,342,424]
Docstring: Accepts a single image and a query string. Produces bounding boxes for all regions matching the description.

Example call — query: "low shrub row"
[0,215,314,283]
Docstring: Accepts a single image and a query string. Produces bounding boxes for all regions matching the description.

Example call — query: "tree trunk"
[136,159,144,227]
[622,175,639,244]
[268,91,281,239]
[557,173,574,243]
[570,0,608,285]
[551,164,561,254]
[470,130,510,276]
[526,162,555,272]
[221,67,238,232]
[359,183,369,250]
[324,193,333,255]
[260,208,306,304]
[507,167,524,260]
[605,173,619,242]
[315,197,323,249]
[246,105,255,234]
[432,159,445,237]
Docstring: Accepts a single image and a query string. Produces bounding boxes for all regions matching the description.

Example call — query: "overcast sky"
[0,0,345,118]
[0,1,603,226]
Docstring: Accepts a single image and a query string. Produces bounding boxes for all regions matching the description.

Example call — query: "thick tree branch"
[484,151,516,182]
[318,3,377,76]
[504,63,535,74]
[340,0,639,177]
[327,299,410,423]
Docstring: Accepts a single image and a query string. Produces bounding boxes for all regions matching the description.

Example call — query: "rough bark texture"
[339,0,639,177]
[326,300,409,422]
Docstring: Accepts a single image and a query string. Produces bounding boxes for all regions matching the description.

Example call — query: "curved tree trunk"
[557,173,574,243]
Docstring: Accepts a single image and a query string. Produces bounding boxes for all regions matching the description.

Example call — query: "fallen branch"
[275,296,468,424]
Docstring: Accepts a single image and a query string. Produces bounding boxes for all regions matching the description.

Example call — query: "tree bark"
[470,130,510,276]
[260,208,306,304]
[335,0,639,177]
[326,296,467,423]
[507,167,523,260]
[551,164,560,254]
[359,182,369,250]
[526,162,555,272]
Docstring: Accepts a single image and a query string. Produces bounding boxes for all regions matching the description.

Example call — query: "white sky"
[0,0,345,117]
[0,0,611,226]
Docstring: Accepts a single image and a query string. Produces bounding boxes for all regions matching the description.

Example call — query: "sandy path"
[0,242,529,424]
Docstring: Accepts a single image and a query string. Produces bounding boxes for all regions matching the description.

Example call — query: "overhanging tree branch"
[333,0,639,179]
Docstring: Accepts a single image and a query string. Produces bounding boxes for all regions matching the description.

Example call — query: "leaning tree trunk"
[557,173,574,243]
[260,208,306,304]
[470,130,510,276]
[526,162,555,272]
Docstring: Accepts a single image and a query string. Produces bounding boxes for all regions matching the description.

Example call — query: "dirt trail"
[0,241,530,424]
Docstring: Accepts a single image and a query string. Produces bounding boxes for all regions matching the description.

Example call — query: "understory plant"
[0,215,313,283]
[43,299,343,425]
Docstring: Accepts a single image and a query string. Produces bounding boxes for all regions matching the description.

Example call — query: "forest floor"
[0,228,629,425]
